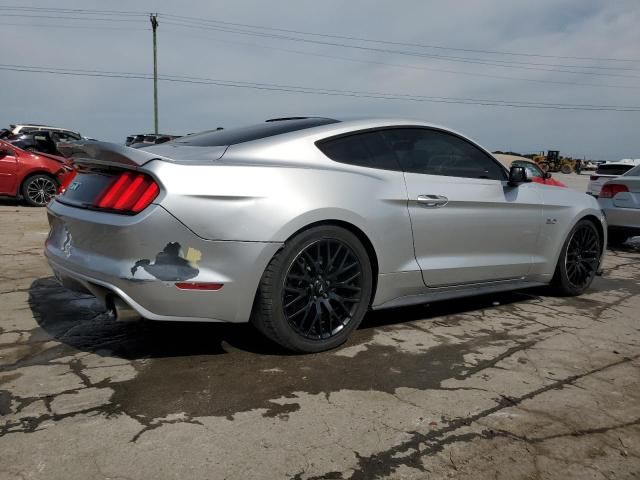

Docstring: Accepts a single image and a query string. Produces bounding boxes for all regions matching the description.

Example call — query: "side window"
[316,131,400,171]
[383,128,506,180]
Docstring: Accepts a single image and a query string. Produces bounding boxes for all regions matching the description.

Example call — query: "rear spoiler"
[57,140,171,168]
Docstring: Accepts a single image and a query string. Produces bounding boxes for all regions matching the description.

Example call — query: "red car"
[0,140,75,206]
[494,154,567,188]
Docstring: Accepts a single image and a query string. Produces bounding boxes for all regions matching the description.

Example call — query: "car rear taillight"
[590,175,599,181]
[599,183,629,199]
[58,169,77,194]
[94,171,159,213]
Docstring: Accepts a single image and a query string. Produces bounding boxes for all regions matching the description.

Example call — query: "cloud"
[0,0,638,159]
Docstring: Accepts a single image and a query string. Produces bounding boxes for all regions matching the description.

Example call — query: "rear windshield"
[623,164,640,176]
[595,164,633,176]
[173,118,339,147]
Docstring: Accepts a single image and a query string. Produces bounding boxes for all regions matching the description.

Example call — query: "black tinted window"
[175,118,339,147]
[383,128,506,180]
[596,164,633,176]
[316,131,400,171]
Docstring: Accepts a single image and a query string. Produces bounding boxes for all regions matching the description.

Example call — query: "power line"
[0,22,145,31]
[163,13,640,64]
[0,6,146,16]
[0,13,142,22]
[163,25,640,91]
[160,19,640,79]
[1,5,636,63]
[1,63,638,111]
[3,12,637,88]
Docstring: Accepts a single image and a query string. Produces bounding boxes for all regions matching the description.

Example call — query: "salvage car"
[598,163,640,245]
[46,117,606,352]
[8,130,81,156]
[0,139,75,206]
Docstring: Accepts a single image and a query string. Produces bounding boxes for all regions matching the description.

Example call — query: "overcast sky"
[1,0,639,159]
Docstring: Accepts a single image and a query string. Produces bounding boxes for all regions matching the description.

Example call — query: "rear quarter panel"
[146,141,417,275]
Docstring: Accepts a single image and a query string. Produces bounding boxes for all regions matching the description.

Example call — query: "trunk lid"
[55,141,228,210]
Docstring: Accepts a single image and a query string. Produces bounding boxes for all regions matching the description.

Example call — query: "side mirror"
[0,150,10,160]
[508,166,531,186]
[544,172,552,180]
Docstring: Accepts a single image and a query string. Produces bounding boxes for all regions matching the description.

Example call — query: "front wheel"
[21,174,58,207]
[252,225,373,353]
[550,220,601,296]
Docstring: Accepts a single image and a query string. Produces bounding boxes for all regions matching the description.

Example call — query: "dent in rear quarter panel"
[45,200,280,322]
[146,152,418,277]
[530,187,605,279]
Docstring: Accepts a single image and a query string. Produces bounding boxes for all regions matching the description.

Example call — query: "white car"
[8,123,82,139]
[588,163,635,197]
[598,164,640,245]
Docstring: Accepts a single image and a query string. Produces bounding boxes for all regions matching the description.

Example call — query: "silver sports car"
[46,117,606,352]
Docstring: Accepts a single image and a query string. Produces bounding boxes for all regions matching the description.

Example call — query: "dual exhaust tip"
[106,295,141,322]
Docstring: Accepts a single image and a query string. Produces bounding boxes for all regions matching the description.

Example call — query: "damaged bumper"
[45,199,281,323]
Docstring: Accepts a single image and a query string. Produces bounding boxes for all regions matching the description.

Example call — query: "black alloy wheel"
[252,225,373,353]
[283,239,363,340]
[551,219,601,296]
[22,174,58,207]
[564,223,600,289]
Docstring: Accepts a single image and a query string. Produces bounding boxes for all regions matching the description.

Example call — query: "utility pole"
[150,13,159,134]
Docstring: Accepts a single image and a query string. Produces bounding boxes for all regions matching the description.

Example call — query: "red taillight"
[95,171,159,213]
[58,169,77,194]
[599,183,629,199]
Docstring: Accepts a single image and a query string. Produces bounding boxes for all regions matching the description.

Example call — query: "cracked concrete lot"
[1,202,639,480]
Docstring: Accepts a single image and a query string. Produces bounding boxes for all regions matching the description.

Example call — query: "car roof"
[184,117,484,145]
[144,117,497,165]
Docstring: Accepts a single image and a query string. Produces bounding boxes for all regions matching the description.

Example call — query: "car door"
[0,145,18,195]
[382,128,544,287]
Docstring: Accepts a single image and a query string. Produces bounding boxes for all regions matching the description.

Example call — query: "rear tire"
[252,225,373,353]
[21,174,58,207]
[550,220,601,296]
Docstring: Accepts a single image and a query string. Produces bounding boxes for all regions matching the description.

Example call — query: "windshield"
[596,164,633,176]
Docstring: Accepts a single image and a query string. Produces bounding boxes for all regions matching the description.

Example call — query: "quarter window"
[382,128,506,180]
[316,131,400,171]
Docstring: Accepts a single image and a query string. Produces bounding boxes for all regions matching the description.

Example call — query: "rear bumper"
[45,200,282,323]
[599,199,640,231]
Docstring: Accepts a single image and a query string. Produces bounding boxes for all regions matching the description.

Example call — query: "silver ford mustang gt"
[46,117,606,352]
